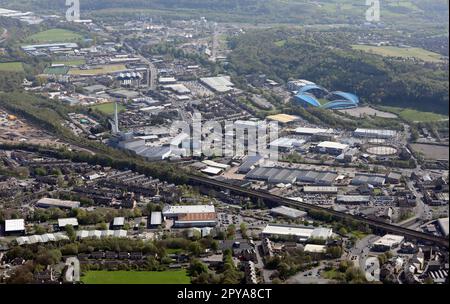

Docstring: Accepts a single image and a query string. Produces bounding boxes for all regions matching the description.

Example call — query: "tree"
[65,225,76,242]
[188,259,209,277]
[226,224,236,239]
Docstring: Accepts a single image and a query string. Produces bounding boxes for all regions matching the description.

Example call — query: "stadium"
[294,84,359,110]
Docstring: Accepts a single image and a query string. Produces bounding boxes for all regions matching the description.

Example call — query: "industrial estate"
[0,0,448,286]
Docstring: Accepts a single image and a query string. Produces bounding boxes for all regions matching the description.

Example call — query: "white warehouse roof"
[262,224,332,241]
[4,219,25,232]
[304,244,327,253]
[270,206,307,219]
[58,218,79,228]
[317,141,349,150]
[373,234,404,248]
[113,217,125,226]
[163,205,215,215]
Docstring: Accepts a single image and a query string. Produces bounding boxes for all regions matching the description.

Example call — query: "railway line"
[188,174,449,249]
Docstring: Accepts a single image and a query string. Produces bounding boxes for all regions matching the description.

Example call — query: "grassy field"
[26,29,83,43]
[53,59,86,66]
[0,62,24,72]
[81,270,190,284]
[91,102,126,115]
[379,106,448,123]
[352,45,444,63]
[68,64,127,76]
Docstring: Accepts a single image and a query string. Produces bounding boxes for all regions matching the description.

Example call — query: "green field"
[26,29,83,43]
[81,270,190,284]
[379,106,448,123]
[352,45,444,63]
[68,64,127,76]
[0,62,24,72]
[53,59,86,66]
[91,102,126,115]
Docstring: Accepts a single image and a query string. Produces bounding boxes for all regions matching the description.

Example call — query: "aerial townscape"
[0,0,448,286]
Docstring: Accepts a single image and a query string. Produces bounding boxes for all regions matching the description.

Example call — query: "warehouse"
[294,127,334,136]
[351,174,386,186]
[76,230,127,239]
[246,167,337,185]
[58,218,79,228]
[200,76,234,93]
[36,198,80,209]
[316,141,349,155]
[3,219,25,235]
[261,224,333,242]
[149,212,162,228]
[266,114,300,125]
[112,217,125,228]
[270,206,307,219]
[336,195,371,204]
[163,205,217,228]
[304,244,327,254]
[354,128,397,139]
[303,186,338,194]
[269,138,305,152]
[201,166,223,176]
[372,234,404,251]
[237,154,264,174]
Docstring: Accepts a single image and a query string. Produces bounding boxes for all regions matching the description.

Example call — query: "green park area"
[379,106,448,123]
[0,62,24,72]
[68,64,127,76]
[352,45,443,63]
[91,102,126,115]
[26,29,83,43]
[81,270,191,284]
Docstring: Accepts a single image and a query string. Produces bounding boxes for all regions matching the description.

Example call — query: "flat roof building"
[303,186,338,194]
[295,127,334,136]
[58,218,79,228]
[150,212,162,227]
[261,224,332,242]
[200,76,234,93]
[316,141,349,155]
[437,217,449,237]
[372,234,404,251]
[112,217,125,227]
[4,219,25,234]
[270,206,307,219]
[36,198,80,209]
[304,244,327,254]
[336,195,371,204]
[163,205,217,228]
[354,128,397,139]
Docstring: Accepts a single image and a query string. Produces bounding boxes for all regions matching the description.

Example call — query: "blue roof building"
[294,86,359,110]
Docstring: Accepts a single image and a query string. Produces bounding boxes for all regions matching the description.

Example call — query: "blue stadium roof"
[294,94,321,107]
[298,84,329,95]
[294,87,359,110]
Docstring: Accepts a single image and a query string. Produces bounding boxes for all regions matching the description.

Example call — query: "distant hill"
[0,0,448,25]
[226,28,449,114]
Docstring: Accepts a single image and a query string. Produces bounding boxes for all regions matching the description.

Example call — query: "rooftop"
[5,219,25,232]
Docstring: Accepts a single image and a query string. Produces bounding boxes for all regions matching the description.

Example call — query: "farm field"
[26,29,83,43]
[68,64,127,76]
[0,62,24,72]
[352,45,444,63]
[53,59,86,66]
[339,106,398,119]
[410,144,449,161]
[379,106,448,123]
[81,270,191,284]
[91,102,126,115]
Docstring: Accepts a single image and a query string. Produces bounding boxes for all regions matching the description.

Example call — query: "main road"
[188,174,449,248]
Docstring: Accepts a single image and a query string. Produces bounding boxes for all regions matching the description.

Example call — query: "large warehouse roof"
[4,219,25,232]
[373,234,404,249]
[270,206,307,219]
[200,76,234,93]
[317,141,349,150]
[163,205,215,215]
[36,198,80,209]
[246,167,338,185]
[58,218,79,228]
[262,224,332,241]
